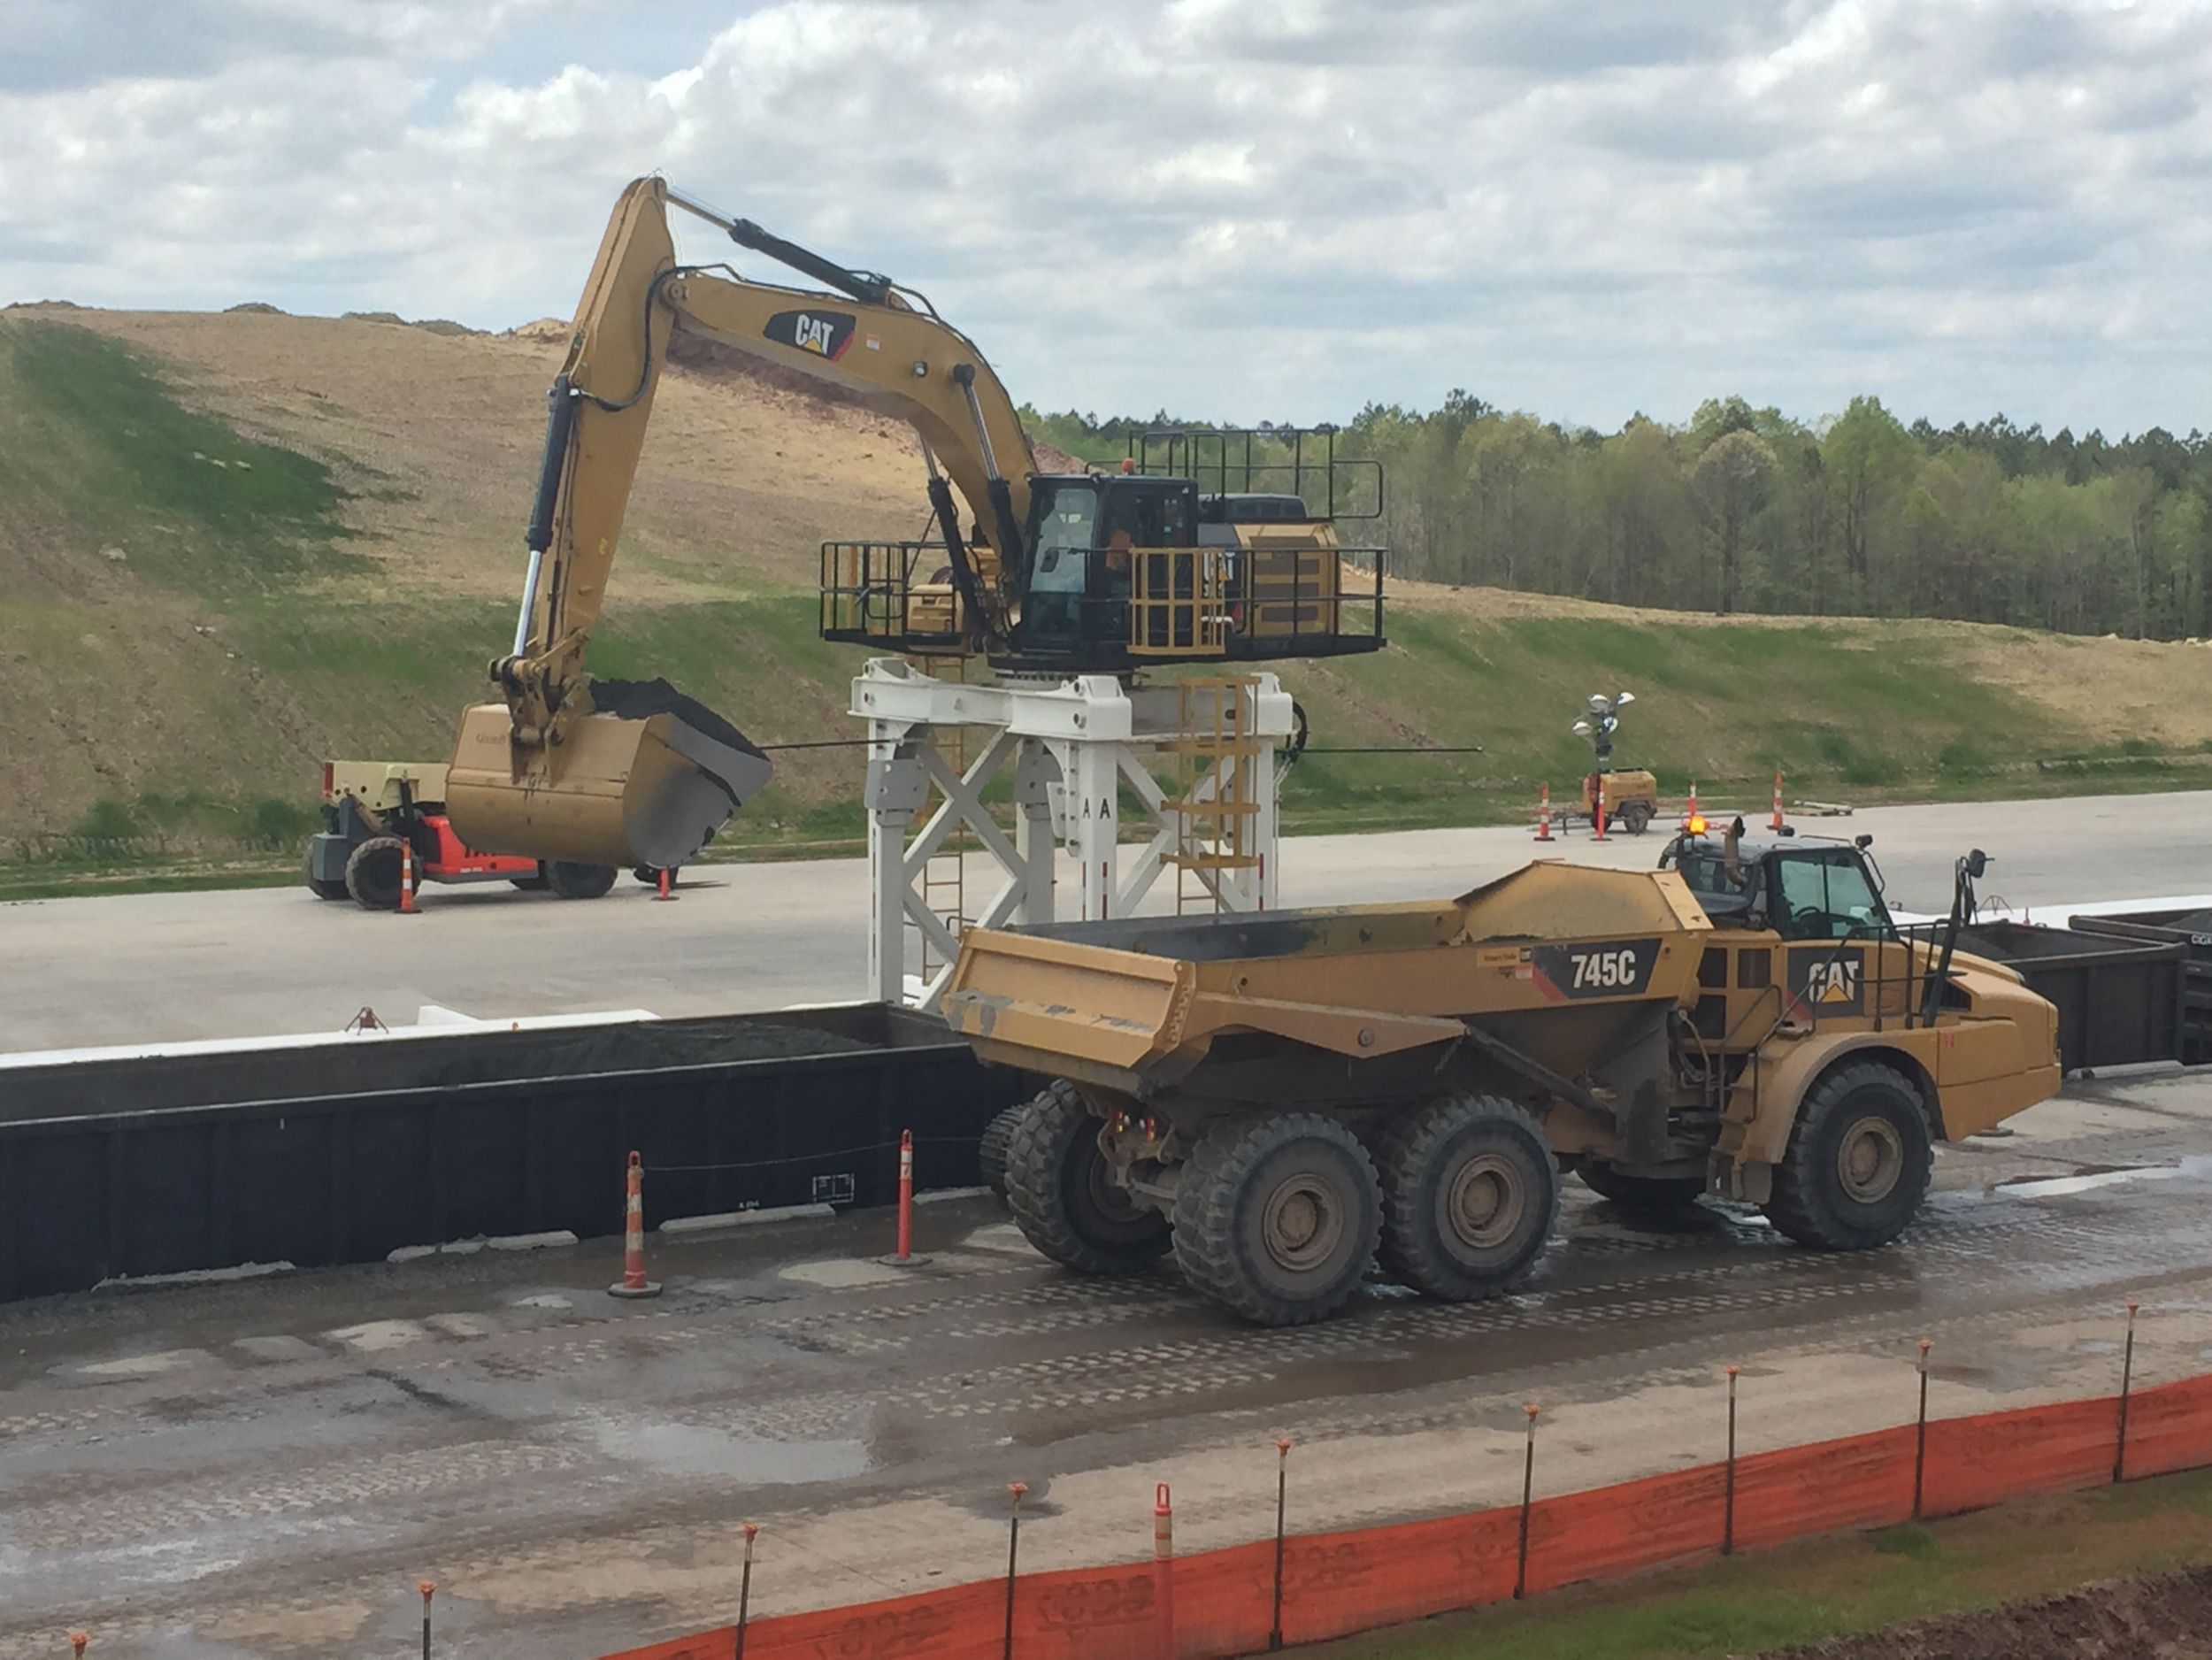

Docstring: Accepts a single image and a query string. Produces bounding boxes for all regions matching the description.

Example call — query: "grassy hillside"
[2,304,2206,890]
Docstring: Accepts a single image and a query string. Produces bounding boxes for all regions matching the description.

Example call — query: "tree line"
[1021,396,2212,641]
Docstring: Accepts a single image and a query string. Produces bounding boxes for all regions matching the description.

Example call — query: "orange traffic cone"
[1533,783,1554,842]
[397,840,419,915]
[609,1150,662,1299]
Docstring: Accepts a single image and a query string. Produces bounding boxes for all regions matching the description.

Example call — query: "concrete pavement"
[3,789,2200,1054]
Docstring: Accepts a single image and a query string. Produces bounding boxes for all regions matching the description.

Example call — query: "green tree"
[1692,429,1778,614]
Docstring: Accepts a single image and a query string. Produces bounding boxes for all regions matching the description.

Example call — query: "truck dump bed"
[943,863,1713,1106]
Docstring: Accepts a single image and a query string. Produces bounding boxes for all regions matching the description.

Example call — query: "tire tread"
[1170,1113,1381,1326]
[1763,1061,1932,1250]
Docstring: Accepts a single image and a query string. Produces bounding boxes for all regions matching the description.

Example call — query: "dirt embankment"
[1778,1563,2212,1658]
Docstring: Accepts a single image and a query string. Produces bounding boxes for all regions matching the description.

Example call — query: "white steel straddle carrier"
[856,660,1294,1010]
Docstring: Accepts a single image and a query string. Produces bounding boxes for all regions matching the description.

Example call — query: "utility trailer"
[945,842,2061,1326]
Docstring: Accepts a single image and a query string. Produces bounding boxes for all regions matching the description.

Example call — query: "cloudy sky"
[6,0,2209,433]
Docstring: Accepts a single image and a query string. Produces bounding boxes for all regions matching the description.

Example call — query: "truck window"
[1772,854,1893,942]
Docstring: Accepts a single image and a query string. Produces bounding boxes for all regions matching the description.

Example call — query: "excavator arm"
[446,176,1040,871]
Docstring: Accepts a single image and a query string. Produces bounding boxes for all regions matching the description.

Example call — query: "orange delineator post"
[1680,780,1700,834]
[398,840,419,915]
[880,1128,930,1267]
[654,867,677,902]
[1533,784,1553,842]
[1771,769,1786,833]
[1153,1480,1177,1659]
[1592,802,1608,842]
[609,1150,662,1299]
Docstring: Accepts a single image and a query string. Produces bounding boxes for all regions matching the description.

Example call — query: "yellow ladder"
[1164,675,1263,914]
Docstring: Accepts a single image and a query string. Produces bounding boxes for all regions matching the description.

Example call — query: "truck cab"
[1661,827,1897,943]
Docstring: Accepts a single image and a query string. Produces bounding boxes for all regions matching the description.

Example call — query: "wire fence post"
[2116,1300,2139,1483]
[735,1523,758,1660]
[1913,1338,1932,1520]
[1002,1482,1025,1660]
[1270,1437,1291,1652]
[417,1580,435,1660]
[1724,1364,1740,1556]
[1514,1403,1539,1600]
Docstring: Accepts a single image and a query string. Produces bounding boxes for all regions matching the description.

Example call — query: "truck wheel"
[303,843,349,902]
[1763,1063,1933,1250]
[1003,1081,1170,1274]
[1376,1095,1558,1301]
[544,861,618,900]
[979,1102,1024,1204]
[1579,1162,1707,1213]
[1620,802,1654,835]
[1171,1114,1382,1326]
[343,835,406,911]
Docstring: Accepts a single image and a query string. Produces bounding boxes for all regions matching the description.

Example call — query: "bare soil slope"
[3,302,2208,858]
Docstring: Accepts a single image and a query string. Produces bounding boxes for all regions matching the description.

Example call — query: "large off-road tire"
[1376,1095,1559,1301]
[979,1102,1025,1204]
[1003,1081,1171,1274]
[303,843,349,902]
[1171,1114,1382,1326]
[1579,1161,1708,1213]
[1763,1063,1933,1250]
[344,835,406,911]
[544,860,618,900]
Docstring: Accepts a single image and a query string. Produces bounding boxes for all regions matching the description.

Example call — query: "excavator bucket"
[445,679,772,871]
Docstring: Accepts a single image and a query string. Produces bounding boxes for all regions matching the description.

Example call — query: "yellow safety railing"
[1127,548,1231,657]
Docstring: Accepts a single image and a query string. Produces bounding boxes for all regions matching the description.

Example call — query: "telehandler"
[944,823,2061,1326]
[305,760,623,909]
[447,179,1384,872]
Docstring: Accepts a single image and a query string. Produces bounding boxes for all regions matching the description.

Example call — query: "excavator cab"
[1015,474,1196,656]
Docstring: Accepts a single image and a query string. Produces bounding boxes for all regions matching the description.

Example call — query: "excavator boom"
[445,177,1038,870]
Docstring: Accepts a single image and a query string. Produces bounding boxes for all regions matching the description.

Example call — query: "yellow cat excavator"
[446,177,1384,871]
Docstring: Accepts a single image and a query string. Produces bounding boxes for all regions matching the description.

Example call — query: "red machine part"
[421,814,540,880]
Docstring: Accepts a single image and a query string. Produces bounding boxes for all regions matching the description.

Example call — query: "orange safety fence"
[1731,1424,1916,1552]
[1277,1506,1521,1648]
[603,1363,2212,1660]
[2118,1373,2212,1479]
[1921,1392,2120,1517]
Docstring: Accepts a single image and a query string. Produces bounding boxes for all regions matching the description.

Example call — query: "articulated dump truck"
[944,843,2062,1326]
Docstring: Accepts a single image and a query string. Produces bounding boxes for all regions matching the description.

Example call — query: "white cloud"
[4,0,2210,432]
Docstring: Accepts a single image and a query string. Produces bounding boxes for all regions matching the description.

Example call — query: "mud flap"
[445,677,772,871]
